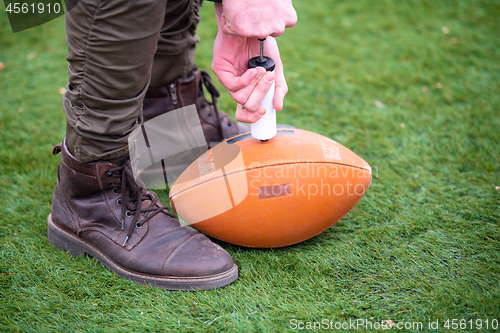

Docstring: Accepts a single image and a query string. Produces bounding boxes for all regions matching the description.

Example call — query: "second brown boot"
[143,67,249,144]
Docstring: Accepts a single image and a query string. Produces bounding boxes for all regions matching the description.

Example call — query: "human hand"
[214,1,297,39]
[212,33,288,123]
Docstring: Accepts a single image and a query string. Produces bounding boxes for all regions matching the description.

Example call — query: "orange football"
[169,128,371,248]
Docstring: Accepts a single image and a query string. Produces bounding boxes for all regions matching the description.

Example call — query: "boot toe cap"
[163,233,235,278]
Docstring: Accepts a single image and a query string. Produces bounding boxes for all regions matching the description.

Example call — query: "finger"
[235,104,266,124]
[285,9,298,28]
[269,26,285,38]
[262,39,288,111]
[215,67,260,93]
[242,72,275,112]
[273,58,288,111]
[273,80,288,111]
[226,67,267,104]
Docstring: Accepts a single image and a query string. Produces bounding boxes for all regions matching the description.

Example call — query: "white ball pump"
[248,38,277,141]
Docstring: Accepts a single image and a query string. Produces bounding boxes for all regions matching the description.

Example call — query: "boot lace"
[199,70,226,141]
[106,161,174,247]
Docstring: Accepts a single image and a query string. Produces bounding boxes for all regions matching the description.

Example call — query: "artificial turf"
[1,0,499,331]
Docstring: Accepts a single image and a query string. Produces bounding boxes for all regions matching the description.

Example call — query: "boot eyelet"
[207,113,212,117]
[135,222,142,229]
[125,211,133,218]
[108,181,114,187]
[112,188,119,194]
[116,199,121,206]
[106,170,113,177]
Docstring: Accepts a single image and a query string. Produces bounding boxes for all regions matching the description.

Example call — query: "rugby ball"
[169,129,371,248]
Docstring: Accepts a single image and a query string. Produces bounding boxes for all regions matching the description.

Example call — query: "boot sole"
[47,214,238,290]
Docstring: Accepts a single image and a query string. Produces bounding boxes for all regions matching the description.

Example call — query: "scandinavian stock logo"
[127,105,248,225]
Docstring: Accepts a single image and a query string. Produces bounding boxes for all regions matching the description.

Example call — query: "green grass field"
[1,0,499,331]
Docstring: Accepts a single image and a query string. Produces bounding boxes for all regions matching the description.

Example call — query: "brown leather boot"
[144,67,249,144]
[47,140,238,290]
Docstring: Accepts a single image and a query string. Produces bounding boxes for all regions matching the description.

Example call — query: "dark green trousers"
[64,0,202,163]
